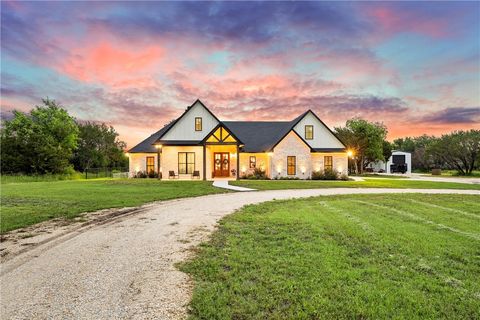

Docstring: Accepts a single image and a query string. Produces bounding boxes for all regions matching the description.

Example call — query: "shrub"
[147,170,159,178]
[241,167,269,180]
[134,171,147,178]
[252,167,267,179]
[311,169,339,180]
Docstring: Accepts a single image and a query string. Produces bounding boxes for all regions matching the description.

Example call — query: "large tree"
[335,118,388,174]
[72,122,128,171]
[427,130,480,175]
[1,99,79,174]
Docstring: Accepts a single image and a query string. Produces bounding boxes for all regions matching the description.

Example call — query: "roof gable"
[292,110,346,149]
[158,99,220,141]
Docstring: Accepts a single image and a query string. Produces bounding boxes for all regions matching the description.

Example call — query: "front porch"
[156,124,241,181]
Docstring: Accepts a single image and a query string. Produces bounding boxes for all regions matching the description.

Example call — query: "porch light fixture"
[155,144,162,149]
[125,152,130,157]
[347,150,353,157]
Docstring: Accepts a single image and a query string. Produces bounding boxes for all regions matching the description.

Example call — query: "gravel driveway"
[1,188,479,319]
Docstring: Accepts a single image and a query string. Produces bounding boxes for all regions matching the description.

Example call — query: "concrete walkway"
[1,188,479,319]
[212,179,256,191]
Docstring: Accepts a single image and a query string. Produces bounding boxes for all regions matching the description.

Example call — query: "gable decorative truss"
[203,124,243,145]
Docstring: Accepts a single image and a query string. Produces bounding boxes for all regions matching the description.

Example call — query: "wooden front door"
[213,152,230,177]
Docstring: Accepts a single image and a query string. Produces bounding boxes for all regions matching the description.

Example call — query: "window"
[249,156,256,168]
[305,125,314,140]
[195,117,202,131]
[146,156,155,174]
[324,156,333,171]
[287,156,296,175]
[178,152,195,174]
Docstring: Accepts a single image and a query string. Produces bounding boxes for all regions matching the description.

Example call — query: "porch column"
[236,144,240,180]
[203,144,206,180]
[157,146,162,180]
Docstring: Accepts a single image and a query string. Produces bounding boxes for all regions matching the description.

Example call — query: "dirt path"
[1,188,479,319]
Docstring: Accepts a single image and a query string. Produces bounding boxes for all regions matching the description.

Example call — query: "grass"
[1,179,227,233]
[1,172,85,183]
[180,194,480,319]
[231,178,480,190]
[352,173,409,179]
[421,170,480,178]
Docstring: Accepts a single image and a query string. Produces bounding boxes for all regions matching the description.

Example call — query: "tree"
[382,140,393,163]
[335,118,388,174]
[1,99,79,174]
[427,130,480,175]
[72,122,128,171]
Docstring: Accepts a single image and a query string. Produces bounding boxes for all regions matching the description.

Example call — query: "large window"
[324,156,333,171]
[146,156,155,174]
[178,152,195,174]
[287,156,296,175]
[305,125,314,140]
[195,117,202,131]
[249,156,256,168]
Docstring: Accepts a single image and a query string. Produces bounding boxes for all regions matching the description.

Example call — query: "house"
[128,99,348,180]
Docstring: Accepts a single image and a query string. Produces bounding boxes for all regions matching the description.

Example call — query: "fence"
[84,167,129,179]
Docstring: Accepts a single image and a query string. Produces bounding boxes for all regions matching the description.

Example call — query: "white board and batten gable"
[160,100,220,141]
[293,111,345,149]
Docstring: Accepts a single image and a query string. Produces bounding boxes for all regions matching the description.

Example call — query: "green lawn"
[181,194,480,319]
[1,179,226,233]
[416,170,480,178]
[231,178,480,190]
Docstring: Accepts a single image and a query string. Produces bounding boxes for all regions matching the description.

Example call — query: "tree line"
[392,131,480,174]
[1,99,128,174]
[334,118,480,175]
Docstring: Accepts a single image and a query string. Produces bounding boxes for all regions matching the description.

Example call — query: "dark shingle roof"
[223,121,295,152]
[128,122,174,153]
[128,109,344,153]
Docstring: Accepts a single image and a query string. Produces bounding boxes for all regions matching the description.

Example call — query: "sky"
[1,1,479,148]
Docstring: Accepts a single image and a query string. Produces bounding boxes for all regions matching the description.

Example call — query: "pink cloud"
[58,42,164,88]
[367,6,450,39]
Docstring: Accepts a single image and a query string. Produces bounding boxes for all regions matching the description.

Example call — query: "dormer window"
[305,125,313,140]
[195,117,202,131]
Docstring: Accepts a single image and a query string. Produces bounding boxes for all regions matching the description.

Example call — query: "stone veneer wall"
[271,131,312,179]
[311,153,348,175]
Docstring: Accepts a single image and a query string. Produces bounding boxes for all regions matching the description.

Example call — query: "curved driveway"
[2,188,479,319]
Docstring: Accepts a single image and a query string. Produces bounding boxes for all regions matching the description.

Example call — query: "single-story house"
[128,99,348,180]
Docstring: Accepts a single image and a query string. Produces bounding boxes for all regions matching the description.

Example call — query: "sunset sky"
[1,1,479,148]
